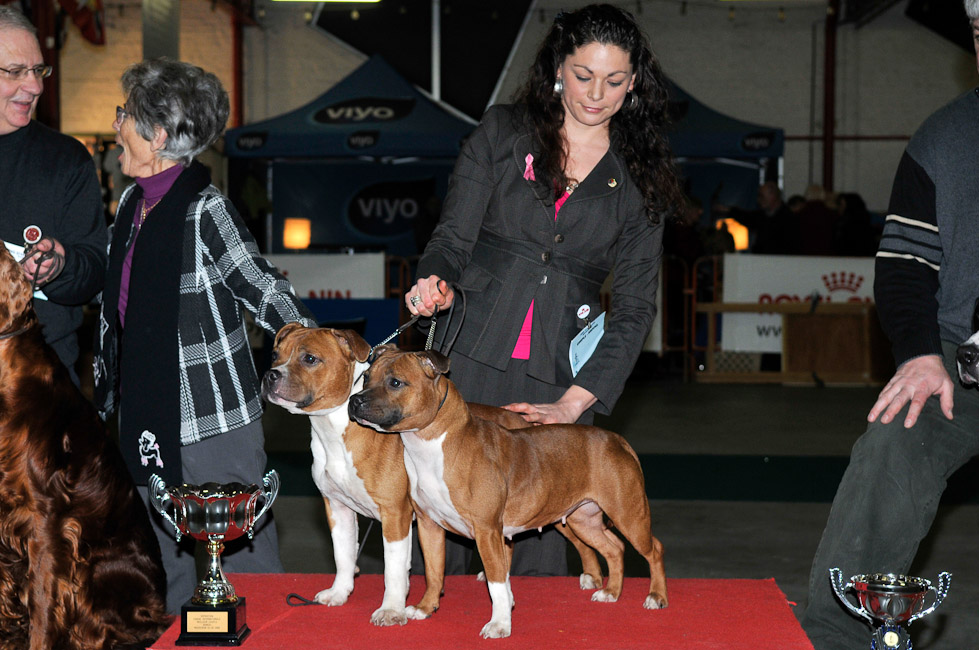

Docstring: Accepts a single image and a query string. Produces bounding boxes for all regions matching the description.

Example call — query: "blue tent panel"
[667,82,784,160]
[225,55,476,159]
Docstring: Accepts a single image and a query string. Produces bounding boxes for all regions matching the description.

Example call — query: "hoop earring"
[553,77,564,95]
[625,91,639,111]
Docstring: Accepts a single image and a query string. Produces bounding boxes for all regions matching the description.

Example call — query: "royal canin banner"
[721,254,875,353]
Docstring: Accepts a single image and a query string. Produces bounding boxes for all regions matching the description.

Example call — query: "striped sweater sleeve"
[874,150,942,366]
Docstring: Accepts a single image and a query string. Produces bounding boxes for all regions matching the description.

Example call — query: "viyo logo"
[348,178,437,237]
[314,98,415,124]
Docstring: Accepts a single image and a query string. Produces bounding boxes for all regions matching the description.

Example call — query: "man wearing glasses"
[0,6,106,385]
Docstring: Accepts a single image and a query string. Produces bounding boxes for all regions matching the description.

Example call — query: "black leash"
[284,516,378,607]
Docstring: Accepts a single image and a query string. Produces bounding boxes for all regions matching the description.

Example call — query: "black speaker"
[905,0,973,53]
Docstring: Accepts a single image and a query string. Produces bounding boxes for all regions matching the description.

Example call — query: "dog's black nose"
[263,369,280,386]
[957,343,979,368]
[348,392,367,416]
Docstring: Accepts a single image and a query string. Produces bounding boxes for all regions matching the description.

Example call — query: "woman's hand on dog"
[504,385,598,425]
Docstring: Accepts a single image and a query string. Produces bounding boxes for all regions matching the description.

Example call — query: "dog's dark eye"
[388,377,403,389]
[270,350,278,363]
[302,353,319,366]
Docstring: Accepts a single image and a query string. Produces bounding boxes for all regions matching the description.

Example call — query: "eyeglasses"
[115,106,128,123]
[0,65,53,81]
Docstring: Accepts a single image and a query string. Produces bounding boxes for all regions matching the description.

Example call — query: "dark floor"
[264,360,979,649]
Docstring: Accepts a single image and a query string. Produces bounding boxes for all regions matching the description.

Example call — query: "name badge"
[569,311,605,377]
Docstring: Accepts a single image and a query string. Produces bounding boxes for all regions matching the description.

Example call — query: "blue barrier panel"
[299,298,401,347]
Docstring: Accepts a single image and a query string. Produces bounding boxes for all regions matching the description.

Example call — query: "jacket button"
[554,234,564,243]
[541,251,551,262]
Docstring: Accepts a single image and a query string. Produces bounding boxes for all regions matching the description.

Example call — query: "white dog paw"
[315,588,351,606]
[405,606,432,620]
[643,594,668,610]
[370,607,408,626]
[590,589,618,603]
[479,620,511,639]
[579,573,602,590]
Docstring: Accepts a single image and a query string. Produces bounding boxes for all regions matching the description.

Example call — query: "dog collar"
[0,324,30,340]
[436,377,449,412]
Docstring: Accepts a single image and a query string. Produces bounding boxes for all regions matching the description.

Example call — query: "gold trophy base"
[175,597,250,646]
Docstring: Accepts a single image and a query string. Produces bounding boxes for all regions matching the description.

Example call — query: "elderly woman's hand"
[406,275,454,317]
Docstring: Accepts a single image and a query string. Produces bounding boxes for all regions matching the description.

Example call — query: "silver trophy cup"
[829,568,951,650]
[149,470,280,645]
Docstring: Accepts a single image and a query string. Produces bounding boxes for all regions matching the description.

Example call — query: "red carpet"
[150,573,813,649]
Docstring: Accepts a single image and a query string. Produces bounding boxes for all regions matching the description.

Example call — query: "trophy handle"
[908,571,951,625]
[147,473,183,542]
[247,469,280,539]
[828,567,874,624]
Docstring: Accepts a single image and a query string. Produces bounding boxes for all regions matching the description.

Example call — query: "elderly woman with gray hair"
[93,58,316,613]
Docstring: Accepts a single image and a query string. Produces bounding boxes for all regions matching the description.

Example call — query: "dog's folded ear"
[274,322,304,346]
[332,329,371,362]
[372,343,399,359]
[417,350,450,377]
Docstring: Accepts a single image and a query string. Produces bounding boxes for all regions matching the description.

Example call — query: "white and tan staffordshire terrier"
[260,325,544,626]
[348,346,668,639]
[261,324,442,625]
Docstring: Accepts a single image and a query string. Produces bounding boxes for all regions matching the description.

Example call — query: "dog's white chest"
[401,432,473,538]
[310,411,380,519]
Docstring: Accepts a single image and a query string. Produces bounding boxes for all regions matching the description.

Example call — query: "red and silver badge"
[577,304,591,320]
[23,225,42,246]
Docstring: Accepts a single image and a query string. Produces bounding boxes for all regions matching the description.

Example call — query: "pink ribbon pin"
[523,153,535,181]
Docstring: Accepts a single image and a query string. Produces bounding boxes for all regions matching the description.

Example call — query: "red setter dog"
[0,244,170,649]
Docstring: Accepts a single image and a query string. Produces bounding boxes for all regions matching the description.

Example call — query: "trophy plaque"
[829,568,951,650]
[149,470,280,646]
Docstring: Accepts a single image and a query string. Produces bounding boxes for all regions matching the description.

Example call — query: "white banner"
[721,254,875,353]
[266,253,386,299]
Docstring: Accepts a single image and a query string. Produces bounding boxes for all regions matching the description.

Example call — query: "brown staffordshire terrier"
[261,325,561,625]
[348,346,668,639]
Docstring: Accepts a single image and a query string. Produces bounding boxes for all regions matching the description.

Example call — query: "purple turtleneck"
[118,164,185,327]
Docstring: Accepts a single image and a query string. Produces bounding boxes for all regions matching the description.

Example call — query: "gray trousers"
[801,340,979,649]
[139,419,284,614]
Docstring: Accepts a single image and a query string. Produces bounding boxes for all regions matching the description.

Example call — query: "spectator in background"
[713,181,799,254]
[787,194,806,214]
[703,220,736,256]
[664,195,705,266]
[797,184,839,256]
[832,192,877,257]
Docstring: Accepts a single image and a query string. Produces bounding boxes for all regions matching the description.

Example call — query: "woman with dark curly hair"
[405,4,681,577]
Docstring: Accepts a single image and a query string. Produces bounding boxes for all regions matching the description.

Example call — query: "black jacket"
[417,105,663,414]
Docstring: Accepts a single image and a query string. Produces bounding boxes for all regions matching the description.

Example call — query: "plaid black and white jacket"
[94,178,316,446]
